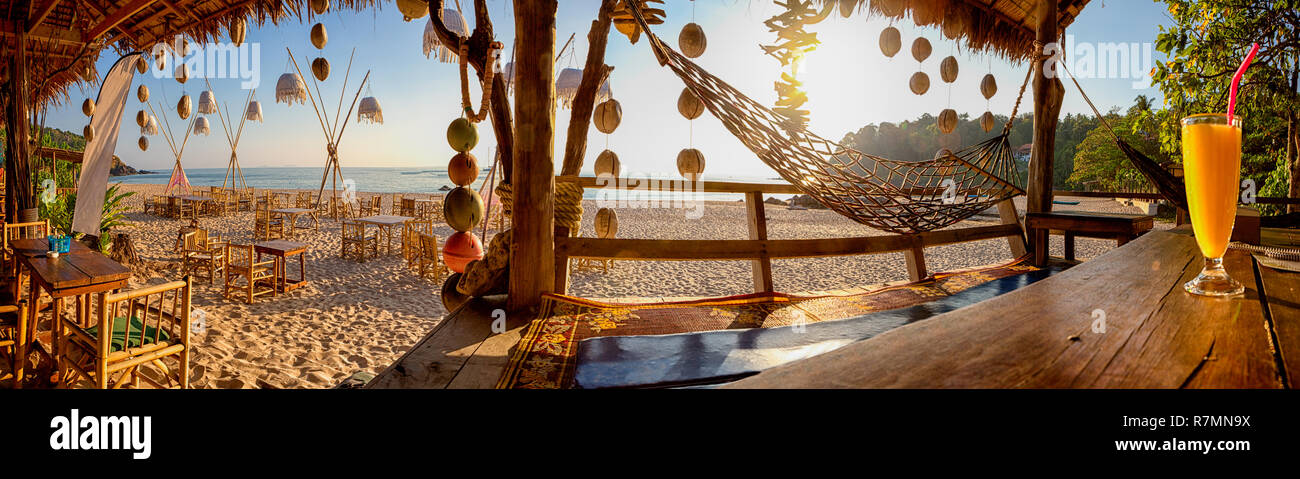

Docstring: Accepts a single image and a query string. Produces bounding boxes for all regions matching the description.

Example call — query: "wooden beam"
[0,22,85,47]
[996,199,1028,258]
[1027,0,1064,266]
[559,0,616,176]
[157,0,201,24]
[26,0,60,34]
[903,237,927,282]
[85,0,157,43]
[508,0,559,314]
[745,191,774,293]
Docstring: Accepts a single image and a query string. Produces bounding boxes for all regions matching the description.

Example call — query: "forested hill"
[0,126,150,175]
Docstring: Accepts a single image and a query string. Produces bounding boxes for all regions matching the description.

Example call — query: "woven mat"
[497,257,1040,389]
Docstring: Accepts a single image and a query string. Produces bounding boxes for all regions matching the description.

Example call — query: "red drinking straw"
[1227,43,1259,122]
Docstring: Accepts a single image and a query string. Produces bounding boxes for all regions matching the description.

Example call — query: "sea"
[110,167,796,202]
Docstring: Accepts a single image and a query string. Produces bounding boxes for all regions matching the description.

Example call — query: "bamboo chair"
[361,195,383,216]
[56,277,193,389]
[223,244,277,304]
[3,219,50,296]
[206,191,229,217]
[181,229,226,283]
[142,195,158,215]
[238,189,255,211]
[254,203,285,241]
[296,191,313,209]
[0,300,29,388]
[340,220,378,262]
[417,233,446,280]
[402,218,433,268]
[399,198,417,217]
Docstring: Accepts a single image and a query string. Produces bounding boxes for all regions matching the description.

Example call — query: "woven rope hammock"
[625,3,1025,234]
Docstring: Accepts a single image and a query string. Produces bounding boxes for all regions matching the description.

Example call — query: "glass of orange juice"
[1181,113,1244,296]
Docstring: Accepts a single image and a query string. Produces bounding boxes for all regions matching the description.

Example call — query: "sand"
[25,183,1168,388]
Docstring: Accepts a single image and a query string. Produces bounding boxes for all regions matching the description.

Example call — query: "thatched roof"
[0,0,379,108]
[833,0,1091,61]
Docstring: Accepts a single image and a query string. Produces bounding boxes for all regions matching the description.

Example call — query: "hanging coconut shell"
[311,23,328,50]
[878,0,906,17]
[135,57,148,74]
[312,57,330,81]
[444,187,484,232]
[912,1,939,25]
[229,17,247,46]
[310,0,329,15]
[82,98,95,117]
[911,38,932,63]
[593,99,622,134]
[940,56,959,83]
[177,94,192,120]
[594,150,620,178]
[137,85,149,103]
[942,8,966,40]
[447,118,478,152]
[840,0,861,17]
[937,109,958,134]
[677,148,706,179]
[396,0,429,22]
[448,152,479,186]
[442,231,484,274]
[175,64,188,84]
[136,110,147,127]
[595,208,618,239]
[679,23,707,58]
[980,111,996,133]
[138,136,149,151]
[83,124,94,143]
[981,74,998,99]
[909,72,930,95]
[879,27,901,58]
[678,88,705,120]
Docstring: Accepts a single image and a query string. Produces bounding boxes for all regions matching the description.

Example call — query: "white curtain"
[73,53,140,236]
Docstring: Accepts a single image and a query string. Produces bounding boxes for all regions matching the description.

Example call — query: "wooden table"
[727,227,1300,388]
[254,240,309,293]
[1026,211,1154,264]
[356,215,412,258]
[271,208,319,238]
[10,238,130,388]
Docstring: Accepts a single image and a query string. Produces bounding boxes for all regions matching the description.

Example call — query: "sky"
[45,0,1174,179]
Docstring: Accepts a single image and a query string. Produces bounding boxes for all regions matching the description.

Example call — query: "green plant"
[36,183,135,253]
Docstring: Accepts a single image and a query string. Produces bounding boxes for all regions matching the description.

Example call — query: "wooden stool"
[1026,211,1154,265]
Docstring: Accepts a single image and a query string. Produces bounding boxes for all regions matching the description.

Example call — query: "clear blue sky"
[45,0,1172,178]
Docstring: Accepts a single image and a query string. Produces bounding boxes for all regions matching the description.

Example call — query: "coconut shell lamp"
[311,23,328,50]
[595,150,620,178]
[137,85,149,102]
[981,111,996,133]
[677,148,706,179]
[940,56,959,83]
[84,124,94,142]
[911,38,932,63]
[910,72,930,95]
[312,57,330,81]
[679,23,707,58]
[138,136,149,151]
[177,94,192,120]
[938,109,958,134]
[595,208,619,239]
[981,74,998,100]
[879,27,901,58]
[310,0,329,15]
[678,88,704,120]
[82,99,95,117]
[593,99,622,134]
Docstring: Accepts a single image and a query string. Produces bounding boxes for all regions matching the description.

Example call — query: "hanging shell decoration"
[679,22,707,58]
[311,23,328,50]
[175,63,189,84]
[448,152,479,186]
[83,124,94,143]
[154,49,168,71]
[942,8,965,40]
[193,116,211,136]
[878,0,906,17]
[912,1,939,26]
[423,9,469,63]
[677,88,705,120]
[177,94,192,120]
[136,110,147,127]
[229,17,247,46]
[198,90,217,115]
[357,96,383,124]
[911,38,932,62]
[135,57,148,74]
[839,0,860,17]
[82,98,95,117]
[245,100,264,122]
[677,148,706,179]
[312,57,331,81]
[310,0,329,15]
[138,136,149,151]
[595,208,619,239]
[276,73,309,105]
[909,72,930,95]
[940,56,959,83]
[141,115,160,135]
[595,150,620,178]
[879,27,901,58]
[555,68,584,109]
[396,0,429,21]
[611,0,666,44]
[593,99,622,134]
[937,109,958,134]
[981,74,998,99]
[137,85,149,102]
[980,111,996,133]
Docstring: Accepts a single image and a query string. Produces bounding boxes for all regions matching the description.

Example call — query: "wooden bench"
[1025,211,1154,265]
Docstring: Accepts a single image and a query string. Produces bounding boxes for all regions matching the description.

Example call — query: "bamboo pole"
[1028,0,1064,266]
[559,0,616,176]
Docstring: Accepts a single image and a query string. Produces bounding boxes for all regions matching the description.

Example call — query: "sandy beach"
[73,183,1169,388]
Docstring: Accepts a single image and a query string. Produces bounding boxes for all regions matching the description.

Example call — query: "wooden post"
[559,0,616,176]
[508,0,558,314]
[904,236,927,282]
[1028,0,1064,266]
[745,191,773,293]
[996,199,1028,258]
[554,226,570,294]
[4,24,32,223]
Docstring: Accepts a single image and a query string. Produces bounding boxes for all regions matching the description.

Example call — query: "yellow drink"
[1180,113,1244,296]
[1182,119,1241,258]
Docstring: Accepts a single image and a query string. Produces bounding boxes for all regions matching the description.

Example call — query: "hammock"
[625,4,1025,234]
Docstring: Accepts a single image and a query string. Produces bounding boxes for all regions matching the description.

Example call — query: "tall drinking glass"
[1181,113,1244,296]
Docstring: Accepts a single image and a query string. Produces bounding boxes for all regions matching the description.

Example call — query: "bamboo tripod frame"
[286,47,370,220]
[146,98,199,197]
[203,78,253,191]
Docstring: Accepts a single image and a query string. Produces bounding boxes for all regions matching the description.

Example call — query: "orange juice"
[1181,116,1241,258]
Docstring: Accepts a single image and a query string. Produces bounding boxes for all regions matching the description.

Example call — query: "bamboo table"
[271,208,319,238]
[728,227,1300,388]
[254,240,309,293]
[10,238,131,388]
[356,215,412,258]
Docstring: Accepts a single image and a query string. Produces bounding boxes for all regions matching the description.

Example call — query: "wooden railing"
[552,176,1027,294]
